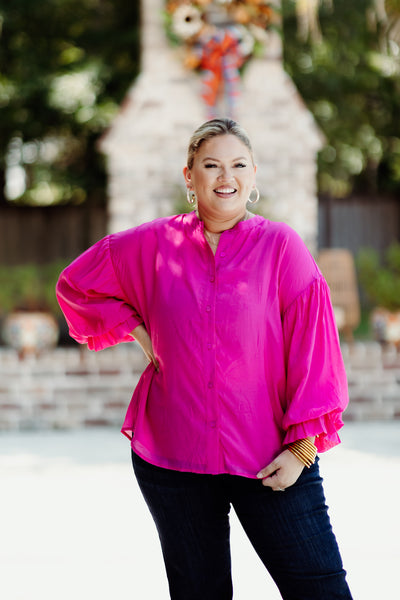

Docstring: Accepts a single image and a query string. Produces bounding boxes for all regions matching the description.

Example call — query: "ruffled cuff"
[283,411,344,453]
[86,314,144,351]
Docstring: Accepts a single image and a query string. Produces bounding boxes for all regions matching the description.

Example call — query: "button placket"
[206,261,216,353]
[204,257,219,469]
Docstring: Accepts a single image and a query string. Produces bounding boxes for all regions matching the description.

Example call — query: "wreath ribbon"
[198,29,244,111]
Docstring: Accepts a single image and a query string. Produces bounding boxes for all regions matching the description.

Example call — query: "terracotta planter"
[370,307,400,344]
[2,311,59,358]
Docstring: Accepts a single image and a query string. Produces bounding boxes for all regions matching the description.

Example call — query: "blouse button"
[207,343,212,350]
[206,305,211,312]
[220,251,226,257]
[210,276,215,283]
[210,420,217,429]
[208,381,214,389]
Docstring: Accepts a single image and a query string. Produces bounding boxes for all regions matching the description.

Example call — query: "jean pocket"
[293,456,322,488]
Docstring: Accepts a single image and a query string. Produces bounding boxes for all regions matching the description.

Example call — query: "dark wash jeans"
[132,451,353,600]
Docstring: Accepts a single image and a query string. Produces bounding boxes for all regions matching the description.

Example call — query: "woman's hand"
[131,324,159,371]
[256,449,305,492]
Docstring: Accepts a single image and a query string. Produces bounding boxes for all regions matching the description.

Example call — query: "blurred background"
[0,1,399,598]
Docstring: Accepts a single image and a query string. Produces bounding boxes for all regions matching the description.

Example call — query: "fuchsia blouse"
[56,211,349,478]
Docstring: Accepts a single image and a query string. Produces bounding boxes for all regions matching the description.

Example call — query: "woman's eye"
[204,162,247,169]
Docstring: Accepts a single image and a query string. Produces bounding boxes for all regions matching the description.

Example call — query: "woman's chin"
[209,198,247,215]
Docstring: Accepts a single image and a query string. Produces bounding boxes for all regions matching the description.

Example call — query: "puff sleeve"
[281,276,349,452]
[56,236,143,351]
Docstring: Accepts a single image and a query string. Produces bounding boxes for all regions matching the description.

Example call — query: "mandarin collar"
[186,210,264,234]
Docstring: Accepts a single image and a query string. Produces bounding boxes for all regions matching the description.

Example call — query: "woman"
[56,118,353,599]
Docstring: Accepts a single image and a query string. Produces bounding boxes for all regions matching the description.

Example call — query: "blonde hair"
[186,118,254,170]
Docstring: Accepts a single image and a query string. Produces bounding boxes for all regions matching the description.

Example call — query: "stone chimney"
[100,0,323,253]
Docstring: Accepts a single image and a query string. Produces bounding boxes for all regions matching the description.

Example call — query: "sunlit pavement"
[1,421,398,599]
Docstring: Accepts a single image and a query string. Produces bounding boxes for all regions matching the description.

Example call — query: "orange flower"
[232,6,251,24]
[166,1,183,14]
[184,51,202,69]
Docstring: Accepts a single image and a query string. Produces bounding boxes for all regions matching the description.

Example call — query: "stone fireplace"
[99,0,323,253]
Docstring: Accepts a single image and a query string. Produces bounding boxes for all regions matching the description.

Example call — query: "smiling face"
[183,134,256,226]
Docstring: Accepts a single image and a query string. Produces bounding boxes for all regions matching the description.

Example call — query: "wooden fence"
[0,205,107,265]
[318,195,400,256]
[0,195,398,266]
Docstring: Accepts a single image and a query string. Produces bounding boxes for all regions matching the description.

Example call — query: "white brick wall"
[0,345,145,431]
[342,342,400,421]
[1,341,399,431]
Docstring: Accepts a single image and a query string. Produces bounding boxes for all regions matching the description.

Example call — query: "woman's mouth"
[214,186,237,198]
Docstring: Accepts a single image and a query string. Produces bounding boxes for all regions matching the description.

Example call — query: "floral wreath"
[164,1,278,64]
[164,1,278,117]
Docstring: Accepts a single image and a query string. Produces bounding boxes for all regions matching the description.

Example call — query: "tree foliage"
[0,0,140,206]
[1,1,400,206]
[282,0,400,198]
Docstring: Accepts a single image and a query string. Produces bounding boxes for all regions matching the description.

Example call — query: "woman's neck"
[198,210,252,234]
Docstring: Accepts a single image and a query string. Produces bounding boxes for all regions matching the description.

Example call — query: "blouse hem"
[130,441,263,479]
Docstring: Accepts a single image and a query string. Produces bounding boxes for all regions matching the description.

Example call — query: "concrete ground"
[1,421,398,599]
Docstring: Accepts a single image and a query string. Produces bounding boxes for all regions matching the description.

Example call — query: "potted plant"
[356,243,400,344]
[0,261,67,358]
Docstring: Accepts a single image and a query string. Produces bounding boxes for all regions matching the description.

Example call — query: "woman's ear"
[252,164,257,189]
[183,166,191,187]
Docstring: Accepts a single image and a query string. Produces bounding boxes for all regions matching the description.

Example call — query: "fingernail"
[256,472,263,479]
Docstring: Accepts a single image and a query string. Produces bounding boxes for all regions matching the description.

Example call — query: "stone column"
[100,0,323,253]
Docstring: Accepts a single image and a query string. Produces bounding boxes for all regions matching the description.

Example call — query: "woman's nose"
[217,167,234,180]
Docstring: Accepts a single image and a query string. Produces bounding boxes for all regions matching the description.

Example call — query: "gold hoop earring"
[248,188,260,205]
[187,189,197,205]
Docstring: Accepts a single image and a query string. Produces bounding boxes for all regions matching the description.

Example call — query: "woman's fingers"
[131,324,159,371]
[142,345,159,371]
[259,470,286,491]
[147,351,159,371]
[256,450,304,491]
[256,460,278,480]
[257,460,285,490]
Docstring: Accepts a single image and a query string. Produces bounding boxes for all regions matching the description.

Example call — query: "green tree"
[282,0,400,197]
[2,1,400,205]
[0,0,140,207]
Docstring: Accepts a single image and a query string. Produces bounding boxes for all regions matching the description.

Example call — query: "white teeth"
[215,187,236,193]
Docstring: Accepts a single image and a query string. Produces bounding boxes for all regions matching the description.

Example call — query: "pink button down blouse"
[56,211,349,478]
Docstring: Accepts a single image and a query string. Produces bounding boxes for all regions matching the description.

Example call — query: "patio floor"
[1,421,398,599]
